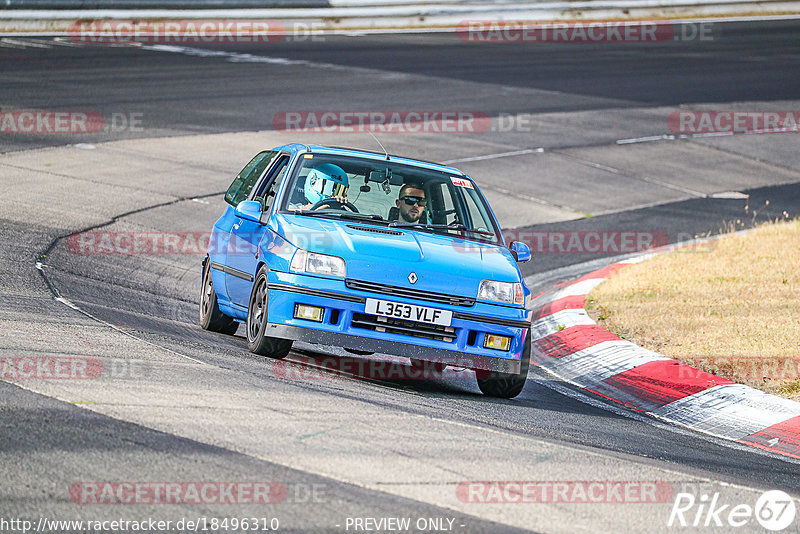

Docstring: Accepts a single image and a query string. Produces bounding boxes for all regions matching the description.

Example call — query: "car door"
[211,151,277,302]
[214,151,278,302]
[225,154,291,307]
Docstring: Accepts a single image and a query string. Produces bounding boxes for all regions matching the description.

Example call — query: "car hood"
[273,213,521,298]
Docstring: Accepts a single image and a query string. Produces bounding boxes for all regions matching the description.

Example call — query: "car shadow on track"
[264,344,625,418]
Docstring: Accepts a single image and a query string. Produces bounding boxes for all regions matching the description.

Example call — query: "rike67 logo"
[668,490,797,531]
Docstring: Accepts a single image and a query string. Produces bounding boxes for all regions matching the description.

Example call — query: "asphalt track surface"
[1,19,800,533]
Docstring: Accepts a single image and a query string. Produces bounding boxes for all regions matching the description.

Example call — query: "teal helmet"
[304,163,348,204]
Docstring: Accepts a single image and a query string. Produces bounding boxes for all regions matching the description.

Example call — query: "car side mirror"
[234,200,263,224]
[510,241,531,263]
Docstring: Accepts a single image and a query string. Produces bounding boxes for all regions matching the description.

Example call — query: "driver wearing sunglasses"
[396,183,427,223]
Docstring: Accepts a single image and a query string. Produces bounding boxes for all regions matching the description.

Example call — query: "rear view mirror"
[367,170,386,183]
[368,170,404,186]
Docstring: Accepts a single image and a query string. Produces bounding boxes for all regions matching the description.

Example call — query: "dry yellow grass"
[586,219,800,401]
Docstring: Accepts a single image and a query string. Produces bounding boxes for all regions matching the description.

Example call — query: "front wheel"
[200,260,239,335]
[247,265,292,359]
[475,333,530,399]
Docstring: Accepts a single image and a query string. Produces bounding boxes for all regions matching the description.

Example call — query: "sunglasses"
[400,196,428,207]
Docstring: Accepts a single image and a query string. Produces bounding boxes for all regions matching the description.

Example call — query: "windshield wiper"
[293,210,385,222]
[388,221,494,236]
[442,223,495,236]
[337,212,385,221]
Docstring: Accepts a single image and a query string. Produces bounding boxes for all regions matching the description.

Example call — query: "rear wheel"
[199,260,239,335]
[247,265,292,359]
[475,333,530,399]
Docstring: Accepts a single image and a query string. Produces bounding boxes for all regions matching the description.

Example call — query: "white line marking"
[691,131,735,138]
[138,43,403,77]
[0,38,29,49]
[36,261,207,366]
[1,37,51,48]
[479,182,581,215]
[710,191,749,199]
[617,128,797,146]
[555,149,709,198]
[49,37,87,47]
[616,134,676,144]
[442,148,543,164]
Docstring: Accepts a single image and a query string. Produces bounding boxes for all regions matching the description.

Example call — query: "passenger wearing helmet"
[295,163,349,210]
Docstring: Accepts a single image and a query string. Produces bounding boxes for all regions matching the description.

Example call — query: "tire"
[475,333,530,399]
[200,260,239,335]
[246,265,292,359]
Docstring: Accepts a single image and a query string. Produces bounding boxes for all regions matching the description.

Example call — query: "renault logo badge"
[408,272,418,284]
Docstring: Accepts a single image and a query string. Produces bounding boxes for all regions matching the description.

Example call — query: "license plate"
[365,298,452,326]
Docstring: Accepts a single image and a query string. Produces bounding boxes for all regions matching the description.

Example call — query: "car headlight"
[478,280,524,305]
[290,249,346,278]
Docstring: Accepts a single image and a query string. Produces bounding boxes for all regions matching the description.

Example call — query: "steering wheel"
[309,198,359,212]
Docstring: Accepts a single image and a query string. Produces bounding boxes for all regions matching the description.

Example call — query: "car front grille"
[345,279,476,307]
[351,313,456,343]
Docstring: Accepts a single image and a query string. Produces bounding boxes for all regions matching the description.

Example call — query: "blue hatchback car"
[200,144,532,398]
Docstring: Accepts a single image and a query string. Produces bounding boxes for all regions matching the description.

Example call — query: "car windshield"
[281,153,502,245]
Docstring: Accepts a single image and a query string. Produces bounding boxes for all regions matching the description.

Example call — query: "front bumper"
[266,271,530,373]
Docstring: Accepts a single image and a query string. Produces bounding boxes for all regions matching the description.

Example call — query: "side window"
[430,182,458,225]
[461,189,497,240]
[224,151,277,207]
[254,156,290,211]
[441,184,457,225]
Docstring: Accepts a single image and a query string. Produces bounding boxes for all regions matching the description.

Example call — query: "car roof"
[272,143,468,177]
